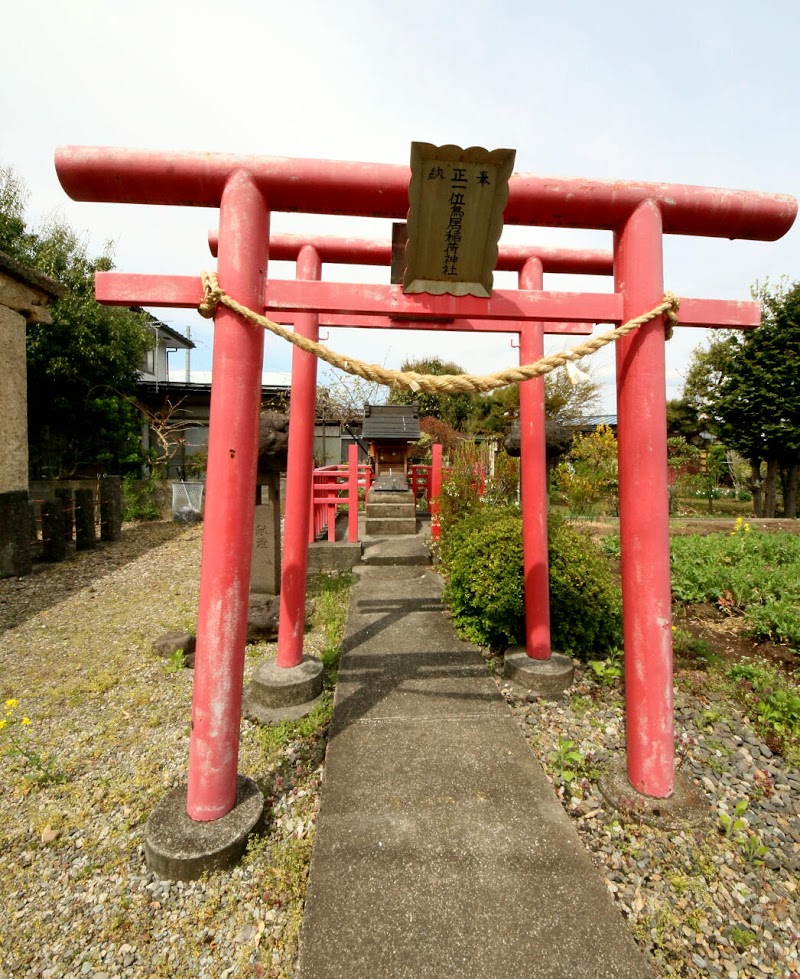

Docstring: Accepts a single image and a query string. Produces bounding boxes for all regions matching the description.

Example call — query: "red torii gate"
[55,146,795,874]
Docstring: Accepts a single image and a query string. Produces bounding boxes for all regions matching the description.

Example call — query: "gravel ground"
[0,522,331,979]
[498,666,800,979]
[1,522,798,978]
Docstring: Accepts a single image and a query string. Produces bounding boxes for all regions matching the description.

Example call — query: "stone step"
[368,489,415,505]
[360,536,431,565]
[365,516,418,536]
[365,501,417,519]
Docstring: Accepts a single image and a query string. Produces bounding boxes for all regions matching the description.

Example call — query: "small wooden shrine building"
[362,404,420,489]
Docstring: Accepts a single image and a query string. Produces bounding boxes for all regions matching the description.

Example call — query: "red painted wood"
[186,172,269,821]
[518,259,551,661]
[57,146,796,240]
[615,202,674,799]
[212,231,615,276]
[277,245,321,670]
[95,271,762,330]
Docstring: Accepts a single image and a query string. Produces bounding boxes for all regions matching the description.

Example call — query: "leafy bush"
[437,443,519,537]
[547,516,623,658]
[440,507,622,658]
[441,506,525,652]
[670,527,800,648]
[122,473,163,521]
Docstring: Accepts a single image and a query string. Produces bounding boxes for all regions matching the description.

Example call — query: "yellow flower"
[21,717,31,726]
[4,699,18,709]
[0,719,6,731]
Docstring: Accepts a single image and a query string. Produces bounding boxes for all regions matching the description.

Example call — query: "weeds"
[587,648,623,687]
[308,572,353,688]
[0,699,65,785]
[163,648,186,673]
[671,527,800,648]
[718,799,748,839]
[718,800,768,865]
[546,737,598,787]
[727,661,800,748]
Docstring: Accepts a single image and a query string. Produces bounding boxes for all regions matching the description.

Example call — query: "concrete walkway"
[296,534,655,979]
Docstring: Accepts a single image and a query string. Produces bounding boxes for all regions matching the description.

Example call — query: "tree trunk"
[763,457,779,517]
[783,462,799,518]
[749,459,764,517]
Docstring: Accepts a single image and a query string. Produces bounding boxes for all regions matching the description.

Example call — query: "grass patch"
[307,571,353,687]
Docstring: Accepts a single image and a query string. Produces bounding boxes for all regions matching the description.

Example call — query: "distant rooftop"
[169,369,292,388]
[134,308,195,349]
[577,414,618,429]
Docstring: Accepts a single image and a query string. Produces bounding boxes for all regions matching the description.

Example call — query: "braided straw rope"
[199,271,679,395]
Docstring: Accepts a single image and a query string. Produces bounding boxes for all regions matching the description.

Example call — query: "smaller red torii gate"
[55,145,796,876]
[201,233,609,676]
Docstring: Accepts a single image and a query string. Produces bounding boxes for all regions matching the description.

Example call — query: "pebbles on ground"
[1,523,797,978]
[499,665,800,979]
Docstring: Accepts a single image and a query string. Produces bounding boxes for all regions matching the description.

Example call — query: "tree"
[543,360,601,424]
[681,282,800,517]
[387,357,474,429]
[666,398,705,445]
[1,166,153,477]
[409,416,463,464]
[316,365,387,421]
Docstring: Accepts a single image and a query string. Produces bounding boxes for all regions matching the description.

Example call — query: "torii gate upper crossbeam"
[56,146,796,240]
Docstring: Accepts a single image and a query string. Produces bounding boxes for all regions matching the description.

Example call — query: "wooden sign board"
[403,143,515,298]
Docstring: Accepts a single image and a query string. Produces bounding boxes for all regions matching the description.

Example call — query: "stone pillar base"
[144,775,264,881]
[243,656,324,724]
[598,759,709,829]
[503,647,573,698]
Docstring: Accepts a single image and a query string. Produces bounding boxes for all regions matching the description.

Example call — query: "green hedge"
[440,506,622,658]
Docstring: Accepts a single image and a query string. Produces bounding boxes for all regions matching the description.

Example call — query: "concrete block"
[307,541,362,573]
[503,648,574,697]
[365,516,417,535]
[144,776,264,881]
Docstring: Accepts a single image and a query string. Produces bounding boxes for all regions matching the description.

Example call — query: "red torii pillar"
[615,202,673,795]
[56,146,795,874]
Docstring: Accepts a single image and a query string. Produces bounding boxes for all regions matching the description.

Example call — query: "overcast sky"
[4,0,799,412]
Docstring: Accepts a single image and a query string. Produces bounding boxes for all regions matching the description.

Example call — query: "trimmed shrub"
[547,516,622,658]
[122,474,164,521]
[442,506,525,652]
[440,507,622,659]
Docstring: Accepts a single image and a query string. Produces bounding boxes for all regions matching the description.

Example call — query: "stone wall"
[0,305,28,494]
[0,252,63,578]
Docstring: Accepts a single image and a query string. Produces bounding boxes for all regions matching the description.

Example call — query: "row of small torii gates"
[55,147,796,841]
